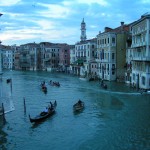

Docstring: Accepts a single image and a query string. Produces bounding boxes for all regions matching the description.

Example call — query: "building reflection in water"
[0,116,7,150]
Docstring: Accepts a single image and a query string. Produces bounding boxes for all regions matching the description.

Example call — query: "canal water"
[0,70,150,150]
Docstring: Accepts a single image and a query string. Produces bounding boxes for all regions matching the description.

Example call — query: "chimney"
[121,22,124,26]
[121,22,124,30]
[104,27,112,32]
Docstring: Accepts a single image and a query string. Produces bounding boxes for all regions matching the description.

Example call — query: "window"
[112,64,115,70]
[112,53,115,59]
[133,73,135,81]
[92,51,94,57]
[112,37,115,44]
[142,76,145,85]
[112,69,115,74]
[107,64,109,70]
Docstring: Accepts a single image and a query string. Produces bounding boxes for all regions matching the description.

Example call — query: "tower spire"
[80,18,86,42]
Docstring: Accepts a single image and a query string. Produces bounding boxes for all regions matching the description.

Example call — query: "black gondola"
[89,77,94,81]
[6,78,11,83]
[100,79,107,89]
[29,101,57,123]
[42,86,47,93]
[73,100,84,112]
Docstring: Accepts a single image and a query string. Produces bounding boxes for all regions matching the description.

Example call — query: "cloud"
[0,0,21,6]
[32,19,59,30]
[36,3,73,18]
[1,29,38,45]
[76,0,109,6]
[89,25,98,29]
[2,11,26,19]
[1,20,79,45]
[141,0,150,4]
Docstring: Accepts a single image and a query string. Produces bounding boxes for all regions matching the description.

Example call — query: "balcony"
[131,42,146,48]
[132,55,150,61]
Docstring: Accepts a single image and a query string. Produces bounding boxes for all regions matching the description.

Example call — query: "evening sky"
[0,0,150,45]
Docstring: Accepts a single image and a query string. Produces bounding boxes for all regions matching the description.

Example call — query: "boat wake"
[110,91,141,95]
[99,90,141,95]
[79,77,87,81]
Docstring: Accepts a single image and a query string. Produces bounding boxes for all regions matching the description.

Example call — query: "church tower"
[80,18,86,42]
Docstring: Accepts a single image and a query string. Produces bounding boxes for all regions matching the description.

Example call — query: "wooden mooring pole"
[10,78,12,94]
[23,97,26,114]
[2,103,6,124]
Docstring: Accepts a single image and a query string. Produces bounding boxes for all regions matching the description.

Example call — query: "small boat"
[6,78,11,83]
[73,100,84,112]
[42,86,47,93]
[101,83,107,89]
[140,89,150,94]
[89,77,94,81]
[49,80,60,87]
[29,101,57,123]
[100,80,107,89]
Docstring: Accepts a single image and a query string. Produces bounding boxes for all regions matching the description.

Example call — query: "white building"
[75,39,97,77]
[70,19,97,77]
[131,13,150,89]
[2,48,13,70]
[97,31,116,81]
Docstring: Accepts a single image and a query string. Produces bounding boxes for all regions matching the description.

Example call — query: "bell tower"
[80,18,86,42]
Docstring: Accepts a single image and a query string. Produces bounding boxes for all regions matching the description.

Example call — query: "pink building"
[58,44,70,72]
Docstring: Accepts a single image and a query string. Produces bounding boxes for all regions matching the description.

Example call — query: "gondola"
[140,89,150,94]
[101,83,107,89]
[42,86,47,93]
[89,77,94,81]
[49,80,60,87]
[29,101,57,123]
[73,100,84,112]
[6,78,11,83]
[100,80,107,89]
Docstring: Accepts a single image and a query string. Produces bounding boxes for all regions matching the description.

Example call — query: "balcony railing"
[132,56,150,61]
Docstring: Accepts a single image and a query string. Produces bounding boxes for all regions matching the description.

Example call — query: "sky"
[0,0,150,46]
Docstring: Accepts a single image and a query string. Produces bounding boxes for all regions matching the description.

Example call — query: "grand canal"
[0,70,150,150]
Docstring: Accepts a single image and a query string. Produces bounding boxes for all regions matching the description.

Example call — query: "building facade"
[70,19,97,77]
[130,13,150,89]
[96,22,130,81]
[97,31,116,81]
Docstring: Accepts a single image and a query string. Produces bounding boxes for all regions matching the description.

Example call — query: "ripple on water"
[1,71,150,150]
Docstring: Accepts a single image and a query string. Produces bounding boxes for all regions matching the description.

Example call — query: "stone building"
[130,13,150,89]
[96,22,130,81]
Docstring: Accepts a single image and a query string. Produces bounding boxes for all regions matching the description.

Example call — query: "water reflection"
[95,93,124,110]
[0,117,7,150]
